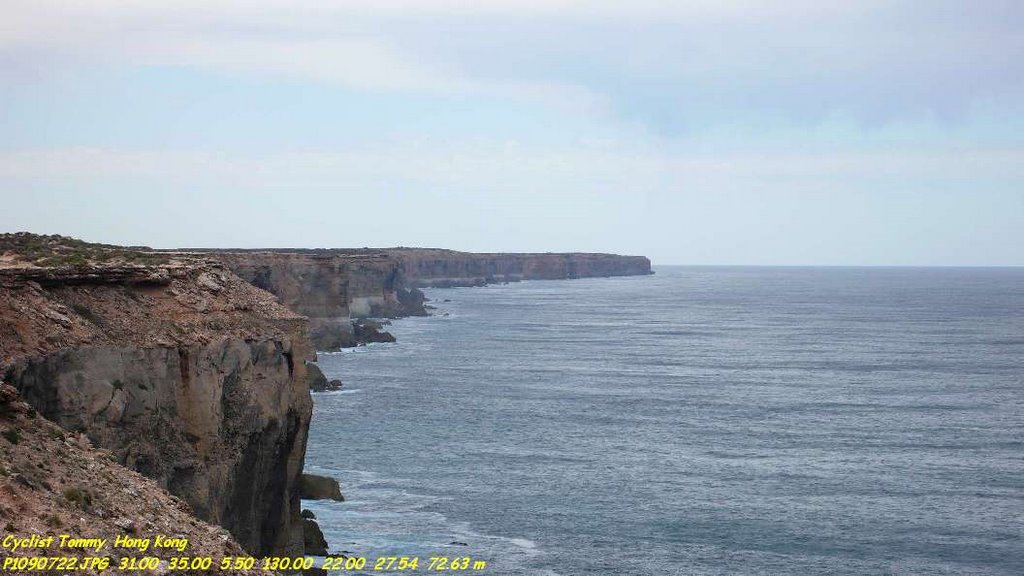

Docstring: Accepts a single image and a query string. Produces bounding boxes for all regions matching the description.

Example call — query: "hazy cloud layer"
[1,1,1021,263]
[5,1,1021,123]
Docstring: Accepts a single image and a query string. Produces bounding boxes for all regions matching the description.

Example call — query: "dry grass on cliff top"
[0,233,177,269]
[0,384,275,576]
[0,234,306,364]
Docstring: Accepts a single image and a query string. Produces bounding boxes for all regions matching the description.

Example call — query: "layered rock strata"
[210,251,421,350]
[386,248,653,287]
[201,248,649,349]
[0,234,313,557]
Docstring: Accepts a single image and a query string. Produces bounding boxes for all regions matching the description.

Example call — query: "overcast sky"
[1,0,1021,265]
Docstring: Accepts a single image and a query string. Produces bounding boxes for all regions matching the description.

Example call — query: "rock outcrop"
[353,319,397,344]
[306,362,343,393]
[300,474,344,501]
[302,518,329,556]
[0,234,313,557]
[0,383,274,575]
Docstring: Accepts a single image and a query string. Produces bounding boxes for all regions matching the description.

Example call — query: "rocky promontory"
[385,248,653,287]
[0,233,313,557]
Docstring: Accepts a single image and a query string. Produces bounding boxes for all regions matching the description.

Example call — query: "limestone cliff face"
[0,236,312,557]
[212,251,421,350]
[213,252,356,351]
[345,256,416,318]
[194,248,650,351]
[0,384,275,575]
[386,249,653,287]
[8,341,310,556]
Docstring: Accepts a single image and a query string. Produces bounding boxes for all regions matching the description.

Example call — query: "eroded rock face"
[213,252,416,350]
[0,383,276,576]
[0,240,313,557]
[7,340,311,556]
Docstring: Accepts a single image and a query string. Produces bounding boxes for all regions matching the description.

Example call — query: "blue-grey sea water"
[305,267,1023,575]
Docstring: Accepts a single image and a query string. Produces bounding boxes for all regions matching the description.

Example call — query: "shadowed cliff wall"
[212,251,417,350]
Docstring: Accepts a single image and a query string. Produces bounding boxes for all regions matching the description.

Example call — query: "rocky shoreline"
[0,232,652,568]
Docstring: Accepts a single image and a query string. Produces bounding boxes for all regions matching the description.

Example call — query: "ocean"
[304,266,1024,575]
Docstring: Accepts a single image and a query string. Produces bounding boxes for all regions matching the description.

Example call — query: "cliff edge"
[385,248,653,287]
[196,247,651,350]
[210,251,422,350]
[0,233,313,557]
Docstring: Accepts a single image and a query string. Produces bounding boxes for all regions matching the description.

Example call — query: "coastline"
[0,232,651,570]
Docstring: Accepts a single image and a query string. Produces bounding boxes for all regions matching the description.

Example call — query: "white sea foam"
[508,537,538,550]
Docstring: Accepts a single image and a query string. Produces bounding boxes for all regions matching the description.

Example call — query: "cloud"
[3,1,1021,131]
[3,144,1020,194]
[0,0,608,111]
[3,143,1022,264]
[2,2,1022,264]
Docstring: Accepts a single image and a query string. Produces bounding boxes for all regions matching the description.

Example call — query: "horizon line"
[651,263,1024,269]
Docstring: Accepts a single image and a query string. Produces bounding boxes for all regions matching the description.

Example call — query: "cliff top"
[0,233,173,269]
[2,232,649,263]
[176,246,647,258]
[0,234,306,367]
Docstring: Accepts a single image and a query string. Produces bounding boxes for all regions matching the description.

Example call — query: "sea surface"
[305,267,1024,575]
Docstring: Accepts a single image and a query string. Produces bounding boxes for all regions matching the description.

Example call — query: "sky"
[1,0,1022,265]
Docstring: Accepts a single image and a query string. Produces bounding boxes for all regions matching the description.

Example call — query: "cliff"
[211,251,423,350]
[0,383,274,575]
[0,233,312,557]
[199,248,649,349]
[383,248,653,287]
[0,233,652,562]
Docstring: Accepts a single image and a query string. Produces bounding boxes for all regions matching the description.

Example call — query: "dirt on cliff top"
[0,233,305,367]
[0,383,275,576]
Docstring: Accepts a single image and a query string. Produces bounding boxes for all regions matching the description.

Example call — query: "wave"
[303,469,555,575]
